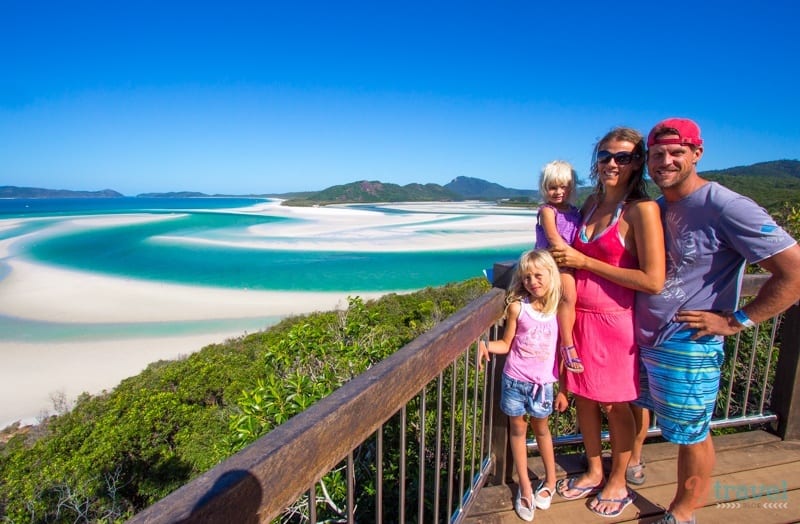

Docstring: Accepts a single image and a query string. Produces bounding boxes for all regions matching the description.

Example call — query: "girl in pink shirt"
[479,249,568,522]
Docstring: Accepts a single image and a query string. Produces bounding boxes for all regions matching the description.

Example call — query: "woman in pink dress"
[550,127,665,518]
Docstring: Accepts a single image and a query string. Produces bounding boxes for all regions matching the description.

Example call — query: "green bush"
[0,278,490,523]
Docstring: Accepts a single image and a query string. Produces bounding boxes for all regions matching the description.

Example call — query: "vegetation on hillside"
[0,279,489,523]
[701,161,800,211]
[444,175,537,200]
[282,180,460,206]
[0,186,124,198]
[702,159,800,179]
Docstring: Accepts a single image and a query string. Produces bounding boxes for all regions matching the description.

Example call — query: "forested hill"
[281,180,461,205]
[443,176,537,200]
[0,186,123,198]
[280,177,537,205]
[702,159,800,179]
[698,159,800,210]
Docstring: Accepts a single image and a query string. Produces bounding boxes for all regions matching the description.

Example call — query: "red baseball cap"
[647,118,703,147]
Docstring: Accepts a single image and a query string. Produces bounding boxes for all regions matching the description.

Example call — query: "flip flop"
[589,489,636,518]
[556,476,603,500]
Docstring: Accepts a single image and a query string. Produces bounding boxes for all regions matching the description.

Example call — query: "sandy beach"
[0,201,533,428]
[0,259,388,428]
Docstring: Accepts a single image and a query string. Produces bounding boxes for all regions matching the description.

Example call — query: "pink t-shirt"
[503,299,559,385]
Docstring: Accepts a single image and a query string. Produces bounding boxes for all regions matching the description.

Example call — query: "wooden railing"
[128,282,507,523]
[127,269,800,523]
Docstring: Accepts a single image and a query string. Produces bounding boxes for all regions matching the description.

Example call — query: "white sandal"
[514,490,535,521]
[534,480,553,510]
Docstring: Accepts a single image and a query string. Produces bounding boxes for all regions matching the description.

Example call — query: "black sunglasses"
[596,150,640,165]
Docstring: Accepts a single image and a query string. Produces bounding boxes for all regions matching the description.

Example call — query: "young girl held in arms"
[479,249,568,522]
[535,160,583,373]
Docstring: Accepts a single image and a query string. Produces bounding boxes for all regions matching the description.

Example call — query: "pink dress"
[566,203,639,403]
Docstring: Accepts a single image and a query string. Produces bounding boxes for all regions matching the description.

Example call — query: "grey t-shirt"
[636,182,797,348]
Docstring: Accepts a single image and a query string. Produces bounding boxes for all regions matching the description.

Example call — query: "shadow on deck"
[466,430,800,523]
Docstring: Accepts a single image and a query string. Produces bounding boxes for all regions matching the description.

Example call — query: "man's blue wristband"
[733,309,756,328]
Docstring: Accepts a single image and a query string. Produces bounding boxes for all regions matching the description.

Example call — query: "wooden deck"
[466,430,800,523]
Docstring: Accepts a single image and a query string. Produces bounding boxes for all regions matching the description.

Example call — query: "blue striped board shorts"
[637,330,724,445]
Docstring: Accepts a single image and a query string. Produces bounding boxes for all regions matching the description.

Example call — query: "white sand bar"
[0,258,383,323]
[0,260,384,428]
[0,201,535,428]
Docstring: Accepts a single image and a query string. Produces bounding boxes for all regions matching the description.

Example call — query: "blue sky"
[2,1,798,196]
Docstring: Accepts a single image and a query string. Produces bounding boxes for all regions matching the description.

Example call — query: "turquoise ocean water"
[0,197,529,342]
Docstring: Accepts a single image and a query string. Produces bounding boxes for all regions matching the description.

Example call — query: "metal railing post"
[487,351,511,485]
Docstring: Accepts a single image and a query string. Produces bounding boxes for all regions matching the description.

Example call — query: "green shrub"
[0,278,490,523]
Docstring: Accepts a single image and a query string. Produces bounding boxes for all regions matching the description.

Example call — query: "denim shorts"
[500,374,554,419]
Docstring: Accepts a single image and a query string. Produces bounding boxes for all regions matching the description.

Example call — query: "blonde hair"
[539,160,577,205]
[506,249,561,316]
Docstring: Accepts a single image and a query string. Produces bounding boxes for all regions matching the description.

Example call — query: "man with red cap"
[634,118,800,524]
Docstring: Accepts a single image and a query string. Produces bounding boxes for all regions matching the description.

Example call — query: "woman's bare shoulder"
[626,198,659,212]
[625,198,661,225]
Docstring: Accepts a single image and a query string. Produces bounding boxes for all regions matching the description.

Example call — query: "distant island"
[277,177,538,206]
[0,176,538,203]
[3,160,799,208]
[0,187,124,199]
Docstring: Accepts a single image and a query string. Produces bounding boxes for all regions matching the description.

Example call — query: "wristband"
[733,309,756,328]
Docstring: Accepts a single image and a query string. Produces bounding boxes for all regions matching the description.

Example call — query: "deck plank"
[465,431,800,524]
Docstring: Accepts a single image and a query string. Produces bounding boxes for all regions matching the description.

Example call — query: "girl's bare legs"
[509,415,533,505]
[530,416,557,495]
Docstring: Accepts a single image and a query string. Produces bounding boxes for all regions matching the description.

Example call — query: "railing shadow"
[175,470,262,524]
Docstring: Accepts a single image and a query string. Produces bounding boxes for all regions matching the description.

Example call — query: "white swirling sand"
[0,200,535,428]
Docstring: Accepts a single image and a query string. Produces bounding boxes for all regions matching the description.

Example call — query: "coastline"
[0,260,387,429]
[0,200,533,428]
[0,258,384,323]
